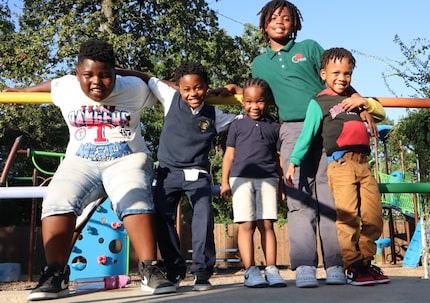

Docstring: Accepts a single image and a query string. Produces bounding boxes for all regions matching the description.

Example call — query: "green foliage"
[0,104,68,179]
[392,109,430,182]
[382,36,430,98]
[0,0,266,226]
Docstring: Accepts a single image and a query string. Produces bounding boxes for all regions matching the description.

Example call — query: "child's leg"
[256,219,277,266]
[357,166,383,260]
[238,221,257,269]
[42,213,76,267]
[123,213,157,260]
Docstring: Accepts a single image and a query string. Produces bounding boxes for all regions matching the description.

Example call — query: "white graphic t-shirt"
[51,75,157,161]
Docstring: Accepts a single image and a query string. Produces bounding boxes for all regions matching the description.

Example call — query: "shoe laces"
[37,265,62,286]
[369,264,384,275]
[298,266,315,275]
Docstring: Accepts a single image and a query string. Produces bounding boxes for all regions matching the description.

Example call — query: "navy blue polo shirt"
[226,115,280,178]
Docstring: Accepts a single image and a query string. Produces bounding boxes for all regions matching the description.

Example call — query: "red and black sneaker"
[345,261,375,286]
[368,264,391,284]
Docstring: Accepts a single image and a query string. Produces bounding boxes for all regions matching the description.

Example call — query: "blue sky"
[208,0,428,122]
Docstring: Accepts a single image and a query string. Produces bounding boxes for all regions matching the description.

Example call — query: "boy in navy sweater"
[119,62,237,290]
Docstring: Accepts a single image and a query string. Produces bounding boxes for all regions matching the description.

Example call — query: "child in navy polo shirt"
[220,78,286,288]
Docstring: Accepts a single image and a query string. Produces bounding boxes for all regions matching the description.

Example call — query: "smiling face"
[178,74,208,109]
[320,58,353,95]
[76,58,116,102]
[264,6,293,49]
[242,85,266,120]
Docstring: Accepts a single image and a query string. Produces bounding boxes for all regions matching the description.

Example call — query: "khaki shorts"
[230,177,278,222]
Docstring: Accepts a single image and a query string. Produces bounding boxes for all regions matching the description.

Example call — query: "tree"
[0,0,15,88]
[0,0,265,225]
[383,36,430,182]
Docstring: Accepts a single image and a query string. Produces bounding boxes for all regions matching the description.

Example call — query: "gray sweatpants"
[280,122,343,270]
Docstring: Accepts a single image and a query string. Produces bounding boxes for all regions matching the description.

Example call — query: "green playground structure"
[379,171,419,217]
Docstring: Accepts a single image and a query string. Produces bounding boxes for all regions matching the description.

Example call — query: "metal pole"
[0,136,24,186]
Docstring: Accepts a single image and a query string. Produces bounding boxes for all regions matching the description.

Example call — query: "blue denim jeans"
[42,152,155,220]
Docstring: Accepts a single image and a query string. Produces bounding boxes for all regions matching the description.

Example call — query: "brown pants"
[327,152,383,268]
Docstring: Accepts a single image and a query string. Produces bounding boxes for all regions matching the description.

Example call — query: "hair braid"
[258,0,303,43]
[243,78,274,105]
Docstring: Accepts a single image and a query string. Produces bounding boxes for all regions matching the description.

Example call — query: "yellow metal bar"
[0,92,52,104]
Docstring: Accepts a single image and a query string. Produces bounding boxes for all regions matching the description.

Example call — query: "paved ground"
[1,265,428,303]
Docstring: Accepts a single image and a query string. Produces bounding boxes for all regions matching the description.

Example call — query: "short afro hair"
[173,61,209,86]
[78,39,116,67]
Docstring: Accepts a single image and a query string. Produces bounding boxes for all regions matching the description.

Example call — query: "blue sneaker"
[244,266,268,288]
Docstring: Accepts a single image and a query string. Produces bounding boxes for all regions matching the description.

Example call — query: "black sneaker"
[27,263,70,301]
[193,271,212,291]
[166,265,186,289]
[139,260,176,294]
[168,273,184,289]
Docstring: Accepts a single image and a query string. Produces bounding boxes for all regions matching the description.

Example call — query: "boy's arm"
[115,68,151,83]
[340,97,385,122]
[285,100,323,186]
[340,96,385,136]
[220,146,235,200]
[207,84,243,96]
[115,68,178,89]
[277,151,286,201]
[362,98,386,122]
[4,80,52,92]
[214,107,241,133]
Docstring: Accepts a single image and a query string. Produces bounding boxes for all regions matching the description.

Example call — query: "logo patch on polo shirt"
[198,119,210,132]
[292,53,307,63]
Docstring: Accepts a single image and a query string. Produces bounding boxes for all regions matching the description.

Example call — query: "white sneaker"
[265,265,286,287]
[295,265,318,288]
[326,265,346,285]
[244,266,268,288]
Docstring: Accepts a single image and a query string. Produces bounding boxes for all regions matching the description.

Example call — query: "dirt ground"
[0,264,426,292]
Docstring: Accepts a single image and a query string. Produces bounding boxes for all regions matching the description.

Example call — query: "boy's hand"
[207,84,242,96]
[220,183,232,201]
[278,180,286,202]
[3,88,24,92]
[340,96,367,112]
[285,163,296,187]
[360,110,378,137]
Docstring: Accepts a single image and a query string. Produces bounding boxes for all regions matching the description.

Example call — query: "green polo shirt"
[252,39,325,122]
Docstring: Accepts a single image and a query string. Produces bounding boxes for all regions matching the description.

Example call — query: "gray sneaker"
[295,265,318,288]
[139,260,176,294]
[265,265,286,287]
[326,265,346,285]
[27,263,70,301]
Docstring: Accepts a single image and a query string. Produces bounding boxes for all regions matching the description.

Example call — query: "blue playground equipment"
[0,136,129,281]
[69,198,129,280]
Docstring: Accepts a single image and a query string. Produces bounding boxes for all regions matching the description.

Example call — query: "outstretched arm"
[115,68,178,89]
[3,80,52,92]
[207,84,243,96]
